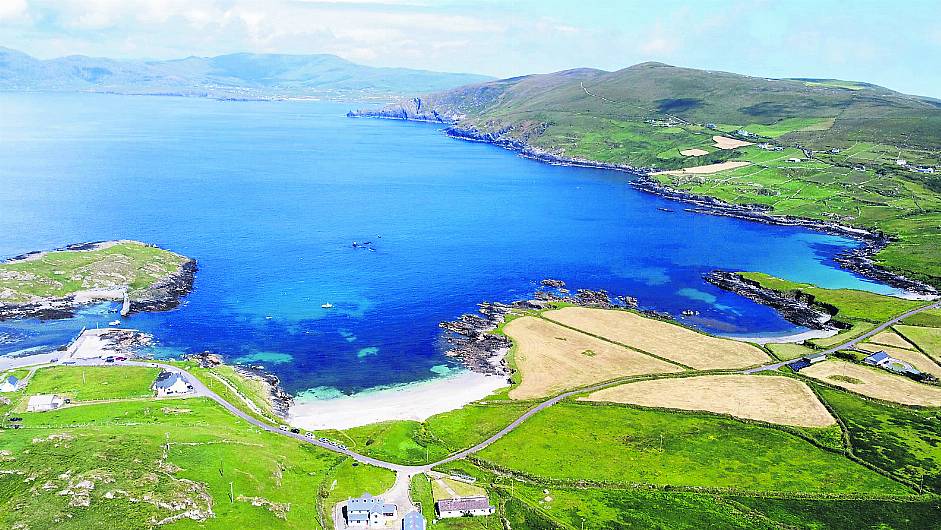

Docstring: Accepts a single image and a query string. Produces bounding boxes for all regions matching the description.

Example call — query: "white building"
[436,496,495,518]
[27,394,64,412]
[0,375,19,393]
[346,493,396,527]
[153,372,193,396]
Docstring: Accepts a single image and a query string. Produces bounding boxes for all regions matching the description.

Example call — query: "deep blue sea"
[0,93,900,395]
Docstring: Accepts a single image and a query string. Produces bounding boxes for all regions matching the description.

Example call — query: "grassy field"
[476,402,908,494]
[0,241,189,303]
[322,401,532,466]
[895,324,941,363]
[902,308,941,328]
[766,342,815,360]
[25,365,161,401]
[729,496,941,530]
[0,396,391,530]
[816,385,941,493]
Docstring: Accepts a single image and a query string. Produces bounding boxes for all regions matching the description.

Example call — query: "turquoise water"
[0,93,898,394]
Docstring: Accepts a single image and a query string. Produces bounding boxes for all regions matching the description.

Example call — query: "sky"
[2,0,940,97]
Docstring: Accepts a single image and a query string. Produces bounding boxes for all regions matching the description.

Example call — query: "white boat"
[109,320,121,326]
[321,303,334,309]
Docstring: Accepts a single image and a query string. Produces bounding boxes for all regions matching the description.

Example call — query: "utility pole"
[229,481,234,503]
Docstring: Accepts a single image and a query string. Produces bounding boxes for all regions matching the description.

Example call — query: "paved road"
[745,300,941,374]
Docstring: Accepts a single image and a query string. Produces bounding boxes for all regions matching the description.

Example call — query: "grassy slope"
[0,375,393,530]
[322,401,532,466]
[476,402,907,494]
[25,366,161,401]
[816,384,941,492]
[408,62,941,286]
[0,241,188,303]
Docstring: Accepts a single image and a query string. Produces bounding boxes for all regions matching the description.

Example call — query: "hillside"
[0,47,492,98]
[353,62,941,288]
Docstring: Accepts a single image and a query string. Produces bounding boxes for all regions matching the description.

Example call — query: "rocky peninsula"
[0,240,196,321]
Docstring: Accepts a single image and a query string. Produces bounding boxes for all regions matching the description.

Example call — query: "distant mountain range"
[0,47,493,98]
[352,61,941,150]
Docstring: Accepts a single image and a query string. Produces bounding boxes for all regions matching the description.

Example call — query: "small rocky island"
[0,240,196,320]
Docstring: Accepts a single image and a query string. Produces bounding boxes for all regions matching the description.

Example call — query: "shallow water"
[0,93,899,394]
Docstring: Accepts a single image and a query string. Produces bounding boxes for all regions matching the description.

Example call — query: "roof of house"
[154,372,188,389]
[437,496,493,512]
[804,353,826,360]
[864,351,890,363]
[348,493,394,515]
[402,511,426,530]
[4,375,18,385]
[27,394,61,406]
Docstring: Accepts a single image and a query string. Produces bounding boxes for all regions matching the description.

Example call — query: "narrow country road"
[745,299,941,374]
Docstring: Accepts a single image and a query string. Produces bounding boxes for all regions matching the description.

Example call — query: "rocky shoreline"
[438,280,642,377]
[185,351,294,418]
[704,271,845,332]
[349,108,937,296]
[0,241,198,321]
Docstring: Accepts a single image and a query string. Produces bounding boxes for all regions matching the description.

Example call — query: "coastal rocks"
[631,176,938,296]
[234,365,295,418]
[704,271,843,331]
[439,281,640,376]
[125,259,197,316]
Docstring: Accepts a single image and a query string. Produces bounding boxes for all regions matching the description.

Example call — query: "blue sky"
[2,0,940,97]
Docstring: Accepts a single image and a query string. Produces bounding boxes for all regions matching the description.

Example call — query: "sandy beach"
[722,327,838,345]
[287,369,509,430]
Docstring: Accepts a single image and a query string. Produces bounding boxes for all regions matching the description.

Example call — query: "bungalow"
[346,493,396,527]
[402,511,426,530]
[153,372,193,397]
[787,157,803,163]
[863,351,919,375]
[436,496,495,519]
[27,394,64,412]
[0,375,19,393]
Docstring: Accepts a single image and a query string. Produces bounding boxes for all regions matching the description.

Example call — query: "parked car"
[115,356,128,361]
[8,417,22,422]
[305,432,313,438]
[290,428,301,434]
[105,356,115,363]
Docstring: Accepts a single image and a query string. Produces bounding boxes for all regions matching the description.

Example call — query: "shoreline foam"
[286,369,509,430]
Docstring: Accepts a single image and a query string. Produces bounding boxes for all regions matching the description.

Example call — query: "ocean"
[0,92,900,395]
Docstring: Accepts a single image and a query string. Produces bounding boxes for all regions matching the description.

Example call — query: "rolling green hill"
[355,62,941,287]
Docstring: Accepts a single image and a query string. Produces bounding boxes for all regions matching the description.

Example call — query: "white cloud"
[0,0,29,22]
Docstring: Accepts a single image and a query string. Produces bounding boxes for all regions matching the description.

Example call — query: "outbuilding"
[27,394,64,412]
[436,496,495,518]
[402,510,426,530]
[803,353,826,364]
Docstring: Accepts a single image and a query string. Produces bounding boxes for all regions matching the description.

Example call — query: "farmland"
[801,360,941,406]
[475,402,906,493]
[24,365,160,402]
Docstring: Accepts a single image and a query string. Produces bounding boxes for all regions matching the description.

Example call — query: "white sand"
[652,161,751,176]
[723,328,838,345]
[287,370,509,430]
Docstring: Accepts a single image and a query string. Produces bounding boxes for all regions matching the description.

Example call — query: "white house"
[436,496,495,518]
[0,375,19,393]
[153,372,193,396]
[27,394,64,412]
[346,493,396,527]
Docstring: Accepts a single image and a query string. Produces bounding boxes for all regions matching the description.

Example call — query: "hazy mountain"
[0,47,493,97]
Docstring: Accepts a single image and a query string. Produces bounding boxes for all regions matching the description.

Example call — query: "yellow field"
[543,307,771,369]
[867,330,916,350]
[680,148,709,156]
[652,161,751,176]
[855,343,940,374]
[503,316,683,400]
[802,360,941,406]
[712,135,753,149]
[582,374,835,427]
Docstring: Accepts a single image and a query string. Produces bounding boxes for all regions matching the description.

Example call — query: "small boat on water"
[681,309,701,316]
[658,207,675,212]
[109,320,121,326]
[321,303,334,309]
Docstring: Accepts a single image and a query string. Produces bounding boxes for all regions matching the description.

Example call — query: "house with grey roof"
[0,375,19,393]
[863,351,919,375]
[153,372,193,396]
[26,394,64,412]
[346,493,396,527]
[401,510,426,530]
[436,496,495,518]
